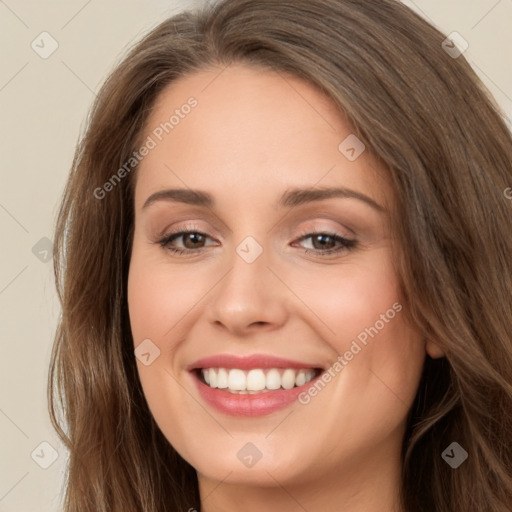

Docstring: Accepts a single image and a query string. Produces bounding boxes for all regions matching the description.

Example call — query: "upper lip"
[187,354,324,371]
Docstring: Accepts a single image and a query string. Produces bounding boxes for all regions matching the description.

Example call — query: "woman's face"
[128,64,426,490]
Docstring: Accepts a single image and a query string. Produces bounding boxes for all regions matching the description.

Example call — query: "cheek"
[127,246,204,345]
[127,247,203,458]
[290,253,424,408]
[291,253,400,344]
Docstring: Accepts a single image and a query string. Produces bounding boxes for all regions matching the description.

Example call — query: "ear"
[425,339,445,359]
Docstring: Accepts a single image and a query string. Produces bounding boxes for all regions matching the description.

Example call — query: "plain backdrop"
[1,1,511,511]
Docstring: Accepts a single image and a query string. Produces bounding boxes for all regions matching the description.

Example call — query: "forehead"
[133,64,391,212]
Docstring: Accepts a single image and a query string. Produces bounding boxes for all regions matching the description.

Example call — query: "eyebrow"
[142,187,385,212]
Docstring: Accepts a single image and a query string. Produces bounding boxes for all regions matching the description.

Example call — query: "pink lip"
[187,354,324,417]
[187,353,322,371]
[190,371,322,417]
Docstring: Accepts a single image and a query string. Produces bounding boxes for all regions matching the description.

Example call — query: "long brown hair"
[49,1,512,510]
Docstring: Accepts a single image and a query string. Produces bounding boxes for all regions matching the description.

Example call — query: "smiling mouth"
[194,367,323,394]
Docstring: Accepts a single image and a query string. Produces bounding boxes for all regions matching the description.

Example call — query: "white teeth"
[217,368,228,389]
[228,369,246,390]
[208,368,217,388]
[281,369,296,390]
[266,369,281,390]
[295,369,306,387]
[200,367,319,393]
[247,369,266,391]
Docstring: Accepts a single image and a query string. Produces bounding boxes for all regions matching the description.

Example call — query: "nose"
[205,240,289,337]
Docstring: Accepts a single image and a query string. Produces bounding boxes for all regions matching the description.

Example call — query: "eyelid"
[155,221,212,239]
[295,224,352,239]
[157,221,352,242]
[155,222,357,259]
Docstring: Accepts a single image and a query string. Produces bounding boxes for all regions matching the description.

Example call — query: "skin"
[127,64,443,512]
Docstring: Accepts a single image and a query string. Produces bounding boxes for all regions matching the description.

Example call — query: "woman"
[49,0,512,510]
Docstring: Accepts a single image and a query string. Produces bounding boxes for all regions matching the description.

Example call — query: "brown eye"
[295,231,357,257]
[309,234,337,250]
[180,232,206,249]
[157,229,217,256]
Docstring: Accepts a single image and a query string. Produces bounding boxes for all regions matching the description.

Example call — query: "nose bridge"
[206,233,287,332]
[220,235,270,306]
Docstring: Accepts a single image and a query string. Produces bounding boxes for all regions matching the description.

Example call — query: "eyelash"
[156,226,357,258]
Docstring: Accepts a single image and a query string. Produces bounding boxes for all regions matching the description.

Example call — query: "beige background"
[0,1,511,511]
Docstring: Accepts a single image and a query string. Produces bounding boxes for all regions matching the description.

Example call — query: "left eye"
[293,231,357,257]
[158,230,214,253]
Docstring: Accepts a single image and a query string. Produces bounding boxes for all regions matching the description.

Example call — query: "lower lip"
[191,370,322,417]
